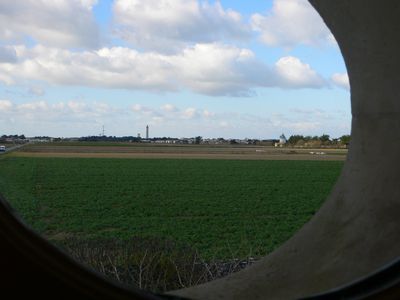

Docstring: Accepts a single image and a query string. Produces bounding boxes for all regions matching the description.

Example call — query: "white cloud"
[170,43,271,96]
[161,104,178,112]
[250,0,334,48]
[0,74,14,85]
[67,101,87,113]
[131,104,143,112]
[288,121,321,131]
[182,107,199,119]
[0,0,99,49]
[17,100,49,111]
[275,56,326,88]
[290,108,330,119]
[1,45,176,92]
[1,99,117,122]
[218,121,231,128]
[331,73,350,90]
[0,99,125,136]
[0,44,328,96]
[203,110,215,118]
[112,0,250,53]
[131,103,216,123]
[0,99,13,111]
[93,102,112,114]
[131,104,156,115]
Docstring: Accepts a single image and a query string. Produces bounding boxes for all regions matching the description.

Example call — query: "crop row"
[0,157,343,259]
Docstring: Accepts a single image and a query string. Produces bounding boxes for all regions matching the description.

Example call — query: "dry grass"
[57,236,258,293]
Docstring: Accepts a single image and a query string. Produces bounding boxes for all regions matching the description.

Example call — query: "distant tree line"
[1,134,27,144]
[287,134,350,147]
[79,135,141,142]
[1,134,26,140]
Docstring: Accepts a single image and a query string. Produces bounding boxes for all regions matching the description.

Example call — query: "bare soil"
[12,144,347,161]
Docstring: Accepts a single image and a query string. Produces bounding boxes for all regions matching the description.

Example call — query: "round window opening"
[0,0,351,297]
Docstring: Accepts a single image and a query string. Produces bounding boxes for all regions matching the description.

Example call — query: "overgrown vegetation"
[57,236,256,293]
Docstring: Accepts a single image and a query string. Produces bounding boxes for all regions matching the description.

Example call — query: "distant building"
[260,139,278,146]
[279,134,287,144]
[275,134,287,147]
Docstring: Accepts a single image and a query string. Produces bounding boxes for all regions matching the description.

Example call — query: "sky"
[0,0,351,139]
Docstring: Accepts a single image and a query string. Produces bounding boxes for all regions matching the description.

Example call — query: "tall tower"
[146,125,149,139]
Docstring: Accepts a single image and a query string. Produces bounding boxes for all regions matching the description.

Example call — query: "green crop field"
[0,157,343,259]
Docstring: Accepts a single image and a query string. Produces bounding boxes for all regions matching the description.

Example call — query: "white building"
[275,134,287,147]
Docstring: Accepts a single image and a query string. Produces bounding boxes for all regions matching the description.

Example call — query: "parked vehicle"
[0,145,6,152]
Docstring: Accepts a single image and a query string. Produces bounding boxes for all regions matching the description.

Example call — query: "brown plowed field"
[12,143,347,161]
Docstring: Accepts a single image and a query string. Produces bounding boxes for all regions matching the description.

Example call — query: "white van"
[0,145,6,152]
